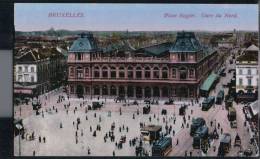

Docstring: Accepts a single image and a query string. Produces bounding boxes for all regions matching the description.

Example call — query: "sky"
[15,3,258,32]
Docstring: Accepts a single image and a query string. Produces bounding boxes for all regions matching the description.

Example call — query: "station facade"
[67,32,220,98]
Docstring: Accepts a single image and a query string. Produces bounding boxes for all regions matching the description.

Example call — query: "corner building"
[68,32,220,98]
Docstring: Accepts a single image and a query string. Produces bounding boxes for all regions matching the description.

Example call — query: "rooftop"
[170,32,202,52]
[69,32,98,53]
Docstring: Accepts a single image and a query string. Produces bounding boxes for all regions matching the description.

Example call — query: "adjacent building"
[236,44,258,102]
[67,32,220,98]
[14,47,67,97]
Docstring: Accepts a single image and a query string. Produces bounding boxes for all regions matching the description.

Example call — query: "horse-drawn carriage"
[143,105,151,114]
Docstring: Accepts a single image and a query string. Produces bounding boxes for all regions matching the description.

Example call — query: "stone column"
[159,87,162,98]
[108,67,111,78]
[142,87,145,98]
[133,67,136,79]
[100,85,103,96]
[124,85,127,97]
[116,86,119,97]
[108,85,111,96]
[151,87,154,97]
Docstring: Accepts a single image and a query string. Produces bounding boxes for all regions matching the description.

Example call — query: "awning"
[200,73,219,92]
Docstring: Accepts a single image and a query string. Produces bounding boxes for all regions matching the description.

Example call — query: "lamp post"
[17,124,23,156]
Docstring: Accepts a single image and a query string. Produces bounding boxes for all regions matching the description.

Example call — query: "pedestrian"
[113,150,115,156]
[60,122,63,128]
[176,139,179,145]
[94,113,96,118]
[210,121,213,127]
[56,108,58,113]
[39,136,41,143]
[66,109,68,114]
[190,151,192,156]
[191,109,193,114]
[73,121,75,126]
[81,129,83,136]
[90,126,92,132]
[149,116,151,122]
[33,150,35,156]
[43,137,46,143]
[126,126,129,132]
[132,114,135,119]
[172,130,175,136]
[181,123,184,128]
[99,116,101,122]
[221,128,223,134]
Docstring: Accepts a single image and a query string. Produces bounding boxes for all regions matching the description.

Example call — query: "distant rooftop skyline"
[15,3,258,32]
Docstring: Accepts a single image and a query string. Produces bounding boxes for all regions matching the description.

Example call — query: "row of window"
[238,78,258,86]
[70,66,195,79]
[17,74,35,82]
[238,69,258,75]
[18,66,35,73]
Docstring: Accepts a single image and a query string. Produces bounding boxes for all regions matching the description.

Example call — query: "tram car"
[152,136,172,156]
[218,133,231,156]
[192,125,209,149]
[202,96,215,111]
[92,101,103,110]
[216,90,224,105]
[190,117,206,136]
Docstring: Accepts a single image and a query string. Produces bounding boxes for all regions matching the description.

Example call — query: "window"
[102,67,108,78]
[94,66,100,78]
[76,67,83,78]
[239,78,243,86]
[145,67,151,79]
[248,79,252,86]
[172,68,176,78]
[85,68,89,77]
[119,67,125,78]
[24,74,29,82]
[189,69,194,78]
[179,67,187,80]
[153,67,159,79]
[24,66,28,73]
[31,67,35,72]
[128,67,133,79]
[18,66,22,73]
[239,69,242,75]
[136,67,142,79]
[248,69,251,75]
[180,53,185,61]
[162,67,168,79]
[110,67,116,78]
[31,76,34,82]
[70,67,74,76]
[77,53,82,60]
[18,75,23,82]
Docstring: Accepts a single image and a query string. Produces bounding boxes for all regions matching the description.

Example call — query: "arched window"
[110,67,116,78]
[172,68,177,78]
[189,68,195,78]
[94,66,100,78]
[94,85,100,95]
[179,67,187,80]
[119,67,125,78]
[153,86,160,97]
[162,87,169,97]
[153,67,159,79]
[102,85,108,95]
[85,67,89,77]
[70,67,74,77]
[162,67,168,79]
[102,66,108,78]
[76,66,83,78]
[145,66,151,79]
[128,66,133,79]
[136,67,142,79]
[110,85,117,95]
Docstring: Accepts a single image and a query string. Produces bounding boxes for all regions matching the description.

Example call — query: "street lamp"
[16,124,23,156]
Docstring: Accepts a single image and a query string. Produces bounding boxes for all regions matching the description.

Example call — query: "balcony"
[68,57,170,63]
[68,77,198,84]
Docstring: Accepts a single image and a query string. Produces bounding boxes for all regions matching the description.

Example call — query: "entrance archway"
[119,86,125,97]
[136,86,142,98]
[153,87,160,97]
[162,87,169,97]
[178,86,188,97]
[127,86,134,97]
[144,87,151,98]
[76,85,84,97]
